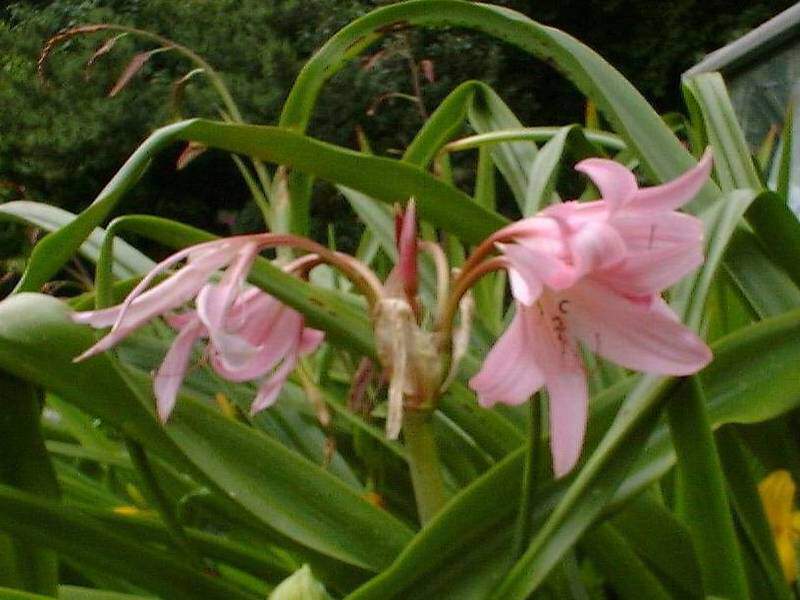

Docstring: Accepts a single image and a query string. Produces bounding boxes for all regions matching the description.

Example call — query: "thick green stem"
[403,410,447,525]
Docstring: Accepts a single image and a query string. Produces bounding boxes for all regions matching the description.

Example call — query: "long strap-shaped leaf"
[0,202,154,279]
[466,84,538,211]
[278,0,719,220]
[666,378,749,600]
[0,485,256,600]
[0,375,60,596]
[683,73,761,192]
[15,119,505,298]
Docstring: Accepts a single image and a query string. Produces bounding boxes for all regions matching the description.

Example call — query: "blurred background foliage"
[0,0,793,259]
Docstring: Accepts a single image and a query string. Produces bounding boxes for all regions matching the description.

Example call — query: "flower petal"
[163,310,199,330]
[250,347,300,415]
[73,247,233,361]
[112,241,234,332]
[153,317,205,423]
[522,298,587,478]
[500,242,574,304]
[627,148,713,212]
[469,305,545,407]
[574,158,638,213]
[568,221,627,278]
[210,333,295,382]
[546,364,588,478]
[195,242,259,332]
[299,327,325,355]
[598,212,704,294]
[567,281,712,375]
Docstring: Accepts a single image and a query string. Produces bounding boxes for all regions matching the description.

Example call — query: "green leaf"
[0,293,195,471]
[580,523,672,600]
[0,485,256,600]
[723,229,800,319]
[402,81,477,168]
[683,73,761,192]
[279,0,717,208]
[90,511,296,585]
[444,127,627,155]
[672,189,756,329]
[716,428,792,600]
[608,492,702,597]
[0,587,51,600]
[347,451,522,600]
[58,587,153,600]
[471,146,504,334]
[666,378,749,600]
[522,125,601,215]
[467,84,538,211]
[44,395,122,455]
[745,191,800,290]
[0,587,153,600]
[17,120,506,295]
[0,375,60,596]
[616,306,800,504]
[158,375,414,571]
[492,377,667,599]
[438,382,524,460]
[0,201,153,279]
[775,105,793,202]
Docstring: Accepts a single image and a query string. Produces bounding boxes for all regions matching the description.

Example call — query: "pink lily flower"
[72,237,323,422]
[470,151,714,477]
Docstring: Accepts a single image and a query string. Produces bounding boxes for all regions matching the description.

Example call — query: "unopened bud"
[268,565,327,600]
[396,199,418,302]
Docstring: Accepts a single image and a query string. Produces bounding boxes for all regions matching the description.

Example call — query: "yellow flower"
[759,470,800,582]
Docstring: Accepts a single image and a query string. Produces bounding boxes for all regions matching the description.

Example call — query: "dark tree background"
[0,0,792,263]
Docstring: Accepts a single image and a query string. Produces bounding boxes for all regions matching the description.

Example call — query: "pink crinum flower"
[72,237,324,422]
[469,151,714,477]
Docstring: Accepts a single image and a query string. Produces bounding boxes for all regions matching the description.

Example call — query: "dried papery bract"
[373,298,443,439]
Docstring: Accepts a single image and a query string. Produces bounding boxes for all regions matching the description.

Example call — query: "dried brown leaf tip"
[170,68,204,119]
[85,33,127,76]
[360,50,385,71]
[39,24,111,81]
[176,142,208,170]
[419,59,435,83]
[108,50,156,97]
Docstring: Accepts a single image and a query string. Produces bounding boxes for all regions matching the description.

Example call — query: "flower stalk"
[402,409,448,525]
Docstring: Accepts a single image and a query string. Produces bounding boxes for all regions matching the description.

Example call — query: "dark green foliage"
[0,0,793,242]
